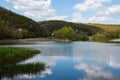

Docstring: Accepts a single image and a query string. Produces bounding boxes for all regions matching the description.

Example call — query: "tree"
[53,26,77,40]
[91,30,120,41]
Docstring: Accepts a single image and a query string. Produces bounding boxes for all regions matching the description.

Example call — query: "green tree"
[53,26,76,40]
[91,30,120,41]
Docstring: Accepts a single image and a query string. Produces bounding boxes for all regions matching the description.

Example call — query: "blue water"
[3,41,120,80]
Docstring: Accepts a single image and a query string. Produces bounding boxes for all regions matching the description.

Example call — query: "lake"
[1,41,120,80]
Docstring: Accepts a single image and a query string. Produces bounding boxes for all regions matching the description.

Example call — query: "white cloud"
[73,0,120,24]
[89,16,120,24]
[5,0,120,24]
[19,74,35,79]
[89,16,108,22]
[105,5,120,17]
[88,5,120,24]
[6,0,67,21]
[72,12,85,22]
[74,0,111,11]
[46,15,68,20]
[75,63,112,79]
[40,68,52,78]
[109,60,120,68]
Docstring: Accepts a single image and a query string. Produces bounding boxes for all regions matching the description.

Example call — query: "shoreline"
[0,47,40,65]
[0,38,120,44]
[23,37,70,42]
[0,37,70,43]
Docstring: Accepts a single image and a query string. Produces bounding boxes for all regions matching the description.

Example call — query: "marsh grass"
[0,47,45,79]
[0,47,40,65]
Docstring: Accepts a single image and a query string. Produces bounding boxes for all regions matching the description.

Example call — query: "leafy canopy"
[53,26,76,40]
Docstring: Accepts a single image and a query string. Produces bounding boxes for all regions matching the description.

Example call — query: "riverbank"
[0,47,40,65]
[0,38,70,45]
[23,37,70,42]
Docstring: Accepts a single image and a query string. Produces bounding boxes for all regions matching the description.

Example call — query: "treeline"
[38,20,102,37]
[53,26,88,41]
[0,7,48,39]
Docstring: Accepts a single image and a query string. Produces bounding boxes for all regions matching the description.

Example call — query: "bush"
[53,26,76,40]
[91,30,120,41]
[53,26,89,41]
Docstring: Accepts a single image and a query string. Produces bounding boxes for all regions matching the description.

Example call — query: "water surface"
[1,41,120,80]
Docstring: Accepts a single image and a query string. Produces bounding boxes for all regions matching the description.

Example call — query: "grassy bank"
[0,47,40,65]
[0,47,45,79]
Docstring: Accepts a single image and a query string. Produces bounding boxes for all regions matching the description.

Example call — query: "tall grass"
[0,47,45,79]
[0,47,40,65]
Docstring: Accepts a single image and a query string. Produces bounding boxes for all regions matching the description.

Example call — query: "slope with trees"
[38,20,102,37]
[0,7,48,39]
[87,23,120,41]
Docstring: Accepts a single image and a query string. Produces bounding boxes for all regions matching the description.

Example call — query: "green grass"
[0,47,45,79]
[87,23,120,31]
[0,47,40,65]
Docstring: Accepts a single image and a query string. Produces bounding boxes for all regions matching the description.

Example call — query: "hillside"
[87,23,120,41]
[38,20,102,36]
[87,23,120,31]
[0,6,120,41]
[38,20,120,41]
[0,7,47,39]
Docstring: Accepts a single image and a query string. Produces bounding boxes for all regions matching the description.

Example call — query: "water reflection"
[72,42,120,80]
[0,63,45,80]
[2,41,120,80]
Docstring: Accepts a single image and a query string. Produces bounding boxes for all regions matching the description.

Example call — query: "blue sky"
[0,0,120,24]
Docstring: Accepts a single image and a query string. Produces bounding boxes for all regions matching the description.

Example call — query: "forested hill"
[38,20,102,36]
[0,6,120,40]
[38,20,120,41]
[0,7,47,39]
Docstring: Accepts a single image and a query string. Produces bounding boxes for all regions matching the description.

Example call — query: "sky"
[0,0,120,24]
